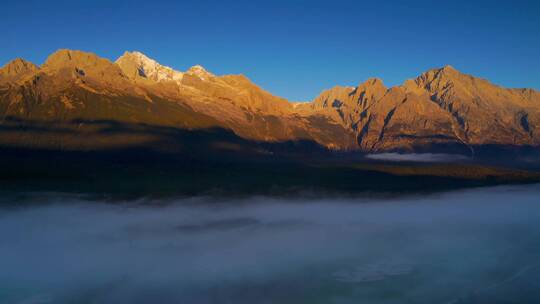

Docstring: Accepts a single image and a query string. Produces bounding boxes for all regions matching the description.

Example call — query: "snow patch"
[119,51,184,84]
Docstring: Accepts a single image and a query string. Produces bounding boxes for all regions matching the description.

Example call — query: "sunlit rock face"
[1,49,539,154]
[308,65,540,153]
[116,51,185,83]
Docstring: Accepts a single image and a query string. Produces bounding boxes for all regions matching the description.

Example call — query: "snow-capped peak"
[186,65,214,81]
[116,51,217,84]
[116,51,184,83]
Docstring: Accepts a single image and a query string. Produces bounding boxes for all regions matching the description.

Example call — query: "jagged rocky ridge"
[1,49,539,157]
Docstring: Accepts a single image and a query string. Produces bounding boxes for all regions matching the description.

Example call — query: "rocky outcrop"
[0,58,39,85]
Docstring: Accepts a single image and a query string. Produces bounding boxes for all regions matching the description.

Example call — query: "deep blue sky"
[1,0,539,101]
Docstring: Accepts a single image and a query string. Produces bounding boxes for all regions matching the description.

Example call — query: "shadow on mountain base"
[0,118,539,199]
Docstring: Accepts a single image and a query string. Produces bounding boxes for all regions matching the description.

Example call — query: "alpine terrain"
[1,49,539,159]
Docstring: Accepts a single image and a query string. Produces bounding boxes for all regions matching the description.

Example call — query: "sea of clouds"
[1,185,540,303]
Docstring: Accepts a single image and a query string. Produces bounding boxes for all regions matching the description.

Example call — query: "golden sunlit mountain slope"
[305,65,540,155]
[1,49,539,157]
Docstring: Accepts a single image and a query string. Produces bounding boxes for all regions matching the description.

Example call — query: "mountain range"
[1,49,539,158]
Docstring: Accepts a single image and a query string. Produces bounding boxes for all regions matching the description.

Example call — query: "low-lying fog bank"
[365,152,471,162]
[1,185,540,304]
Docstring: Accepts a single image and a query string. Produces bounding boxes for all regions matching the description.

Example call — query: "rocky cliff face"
[0,58,39,85]
[305,65,540,154]
[403,66,539,146]
[0,49,538,156]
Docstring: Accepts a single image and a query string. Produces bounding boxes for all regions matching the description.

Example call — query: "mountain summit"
[116,51,185,84]
[186,65,214,80]
[0,49,539,158]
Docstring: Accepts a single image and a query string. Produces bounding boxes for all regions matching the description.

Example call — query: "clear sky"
[1,0,539,101]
